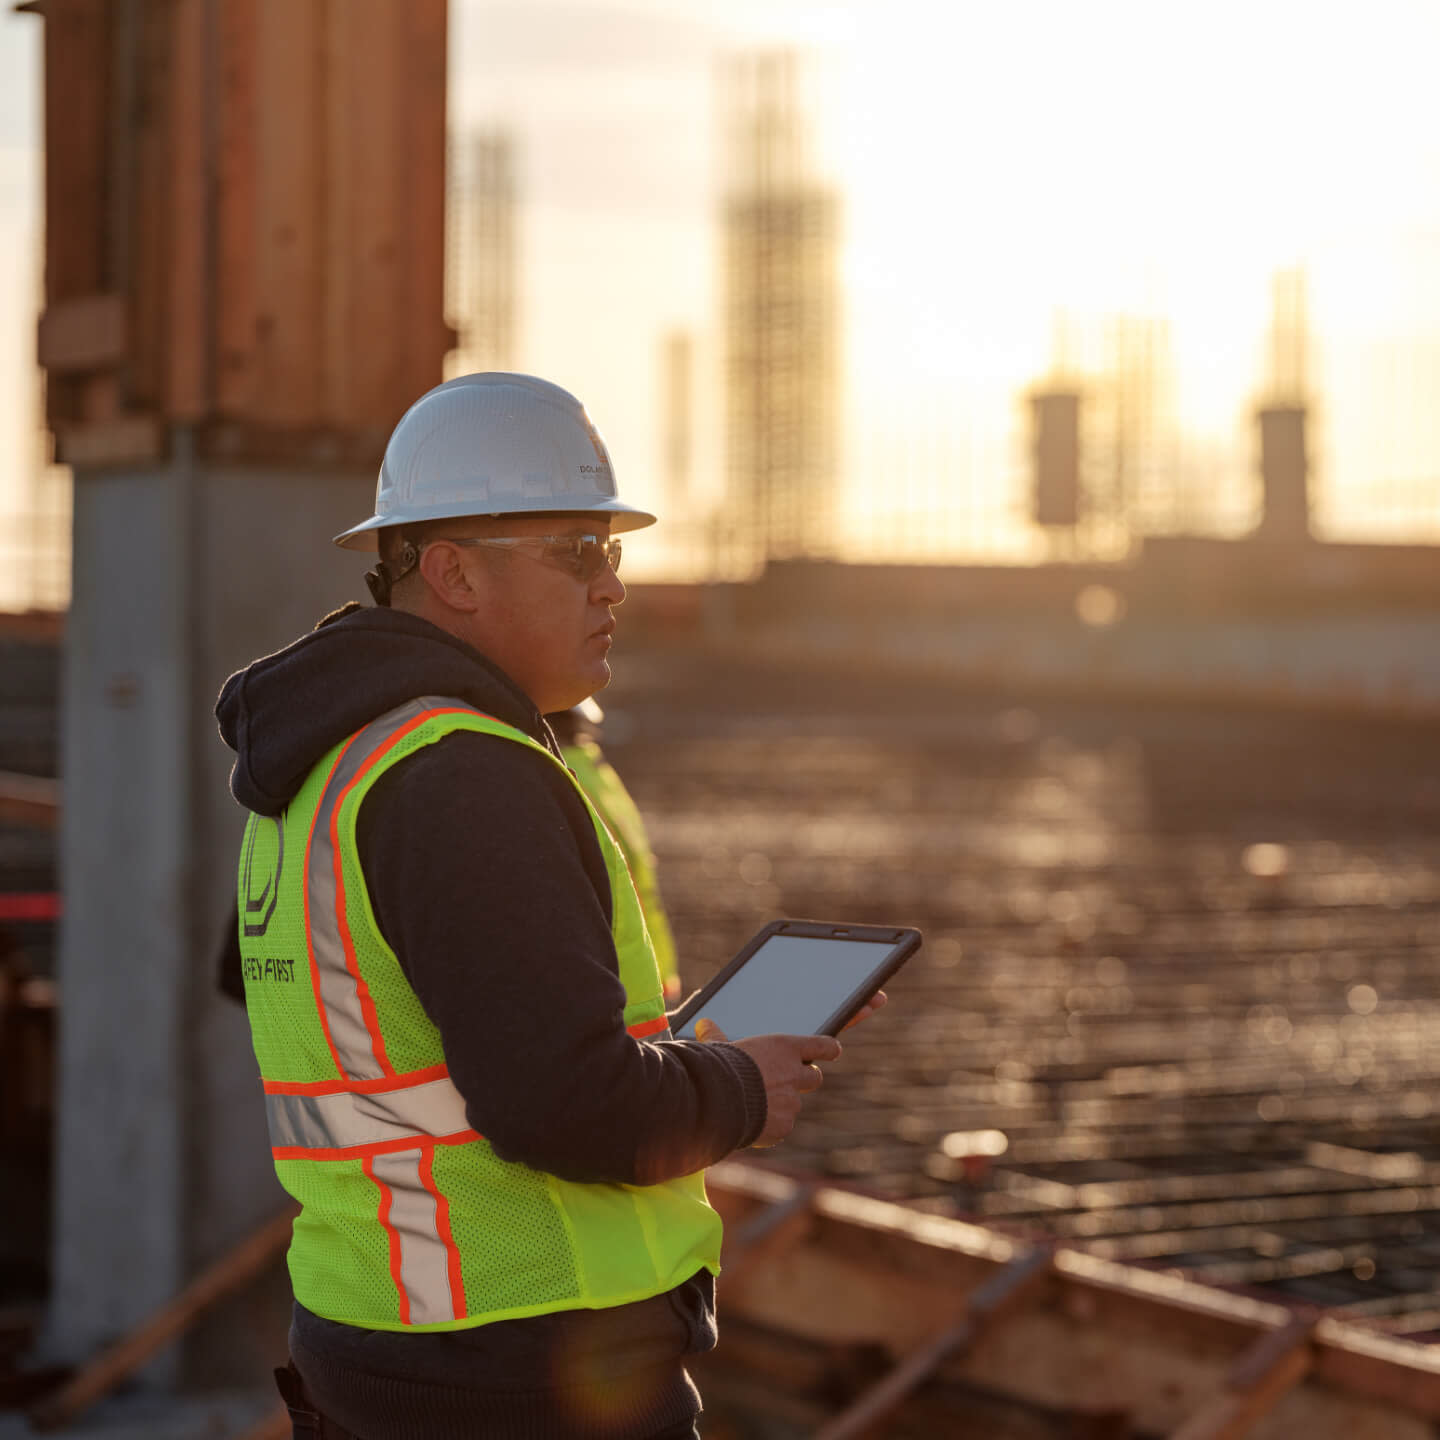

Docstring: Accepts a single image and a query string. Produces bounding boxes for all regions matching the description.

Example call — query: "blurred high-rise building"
[721,51,840,568]
[447,129,518,375]
[1256,267,1312,542]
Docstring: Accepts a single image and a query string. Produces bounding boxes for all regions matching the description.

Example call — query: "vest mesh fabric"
[239,703,721,1333]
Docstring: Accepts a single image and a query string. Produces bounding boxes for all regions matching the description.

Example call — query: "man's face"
[433,515,625,714]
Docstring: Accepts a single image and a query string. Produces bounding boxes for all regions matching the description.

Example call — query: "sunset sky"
[2,0,1439,603]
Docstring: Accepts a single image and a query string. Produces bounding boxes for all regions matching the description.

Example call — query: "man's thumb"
[694,1017,729,1043]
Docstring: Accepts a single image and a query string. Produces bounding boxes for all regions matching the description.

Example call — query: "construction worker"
[548,700,680,1003]
[216,372,856,1440]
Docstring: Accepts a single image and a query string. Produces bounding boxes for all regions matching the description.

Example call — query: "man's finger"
[798,1034,842,1064]
[842,991,888,1031]
[799,1062,824,1094]
[694,1017,728,1043]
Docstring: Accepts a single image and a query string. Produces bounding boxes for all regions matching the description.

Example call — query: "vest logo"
[241,816,285,938]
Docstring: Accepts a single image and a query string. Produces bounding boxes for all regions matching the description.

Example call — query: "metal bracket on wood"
[813,1244,1056,1440]
[721,1180,818,1283]
[1168,1311,1319,1440]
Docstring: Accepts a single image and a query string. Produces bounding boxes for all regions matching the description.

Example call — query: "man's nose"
[591,561,624,605]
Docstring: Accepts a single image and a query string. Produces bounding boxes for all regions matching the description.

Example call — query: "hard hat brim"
[332,496,658,551]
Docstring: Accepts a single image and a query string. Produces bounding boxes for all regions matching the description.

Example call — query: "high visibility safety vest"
[561,738,680,1002]
[237,697,722,1332]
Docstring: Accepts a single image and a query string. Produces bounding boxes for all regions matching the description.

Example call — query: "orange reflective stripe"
[419,1142,467,1321]
[275,1128,480,1164]
[327,715,465,1078]
[365,1154,410,1326]
[304,702,486,1081]
[263,1062,451,1097]
[331,801,393,1077]
[266,1075,472,1153]
[627,1014,669,1039]
[301,738,358,1080]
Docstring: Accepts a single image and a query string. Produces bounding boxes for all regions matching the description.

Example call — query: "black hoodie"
[216,603,765,1184]
[216,605,766,1438]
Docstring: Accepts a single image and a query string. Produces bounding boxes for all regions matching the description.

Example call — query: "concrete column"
[47,442,375,1385]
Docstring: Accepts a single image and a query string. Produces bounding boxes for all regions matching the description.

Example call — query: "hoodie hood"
[216,604,550,816]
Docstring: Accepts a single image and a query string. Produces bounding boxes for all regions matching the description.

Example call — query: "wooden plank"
[251,0,324,423]
[78,374,122,424]
[319,0,355,431]
[812,1247,1055,1440]
[214,0,259,417]
[39,0,110,303]
[399,0,449,409]
[28,1208,297,1432]
[36,294,126,373]
[0,772,60,828]
[165,0,210,420]
[705,1166,1440,1419]
[1167,1314,1316,1440]
[56,415,164,467]
[332,0,403,428]
[721,1180,817,1281]
[123,0,173,412]
[36,0,112,434]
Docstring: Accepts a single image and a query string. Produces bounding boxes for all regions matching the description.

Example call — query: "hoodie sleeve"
[355,730,766,1184]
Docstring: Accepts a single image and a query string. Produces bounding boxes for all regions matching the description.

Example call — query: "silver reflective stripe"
[371,1148,460,1325]
[307,697,478,1080]
[266,1077,472,1152]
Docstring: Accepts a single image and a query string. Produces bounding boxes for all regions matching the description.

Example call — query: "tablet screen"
[673,934,900,1040]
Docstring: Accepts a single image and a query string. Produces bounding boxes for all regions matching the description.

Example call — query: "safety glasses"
[442,534,622,582]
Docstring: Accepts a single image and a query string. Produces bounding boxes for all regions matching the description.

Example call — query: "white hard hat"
[333,372,656,550]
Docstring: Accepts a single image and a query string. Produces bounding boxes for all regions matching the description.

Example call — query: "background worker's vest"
[561,737,680,1001]
[237,697,721,1332]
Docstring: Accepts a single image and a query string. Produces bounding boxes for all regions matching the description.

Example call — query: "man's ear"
[417,540,481,612]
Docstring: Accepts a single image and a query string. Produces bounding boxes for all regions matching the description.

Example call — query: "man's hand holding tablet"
[676,919,919,1147]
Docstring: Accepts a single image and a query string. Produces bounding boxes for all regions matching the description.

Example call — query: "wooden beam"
[704,1164,1440,1420]
[399,0,449,406]
[330,0,404,428]
[165,0,210,420]
[1167,1314,1317,1440]
[251,0,324,423]
[0,773,60,829]
[27,1208,297,1432]
[39,0,109,304]
[36,294,126,373]
[720,1180,817,1283]
[812,1247,1055,1440]
[214,0,259,417]
[124,0,174,412]
[56,415,164,468]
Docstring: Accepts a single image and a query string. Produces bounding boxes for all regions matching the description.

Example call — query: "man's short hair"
[377,519,453,570]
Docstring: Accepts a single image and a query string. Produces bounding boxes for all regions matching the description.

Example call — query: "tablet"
[671,920,922,1041]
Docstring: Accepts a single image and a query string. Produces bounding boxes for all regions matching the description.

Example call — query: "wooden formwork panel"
[163,0,208,420]
[706,1165,1440,1436]
[215,0,260,419]
[250,0,326,425]
[34,0,449,464]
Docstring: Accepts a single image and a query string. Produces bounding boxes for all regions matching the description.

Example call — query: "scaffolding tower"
[448,129,518,375]
[1255,266,1312,541]
[721,52,840,568]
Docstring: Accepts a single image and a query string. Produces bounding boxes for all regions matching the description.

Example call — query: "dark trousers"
[274,1361,701,1440]
[275,1363,362,1439]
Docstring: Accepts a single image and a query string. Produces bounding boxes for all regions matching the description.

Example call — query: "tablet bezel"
[670,918,923,1040]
